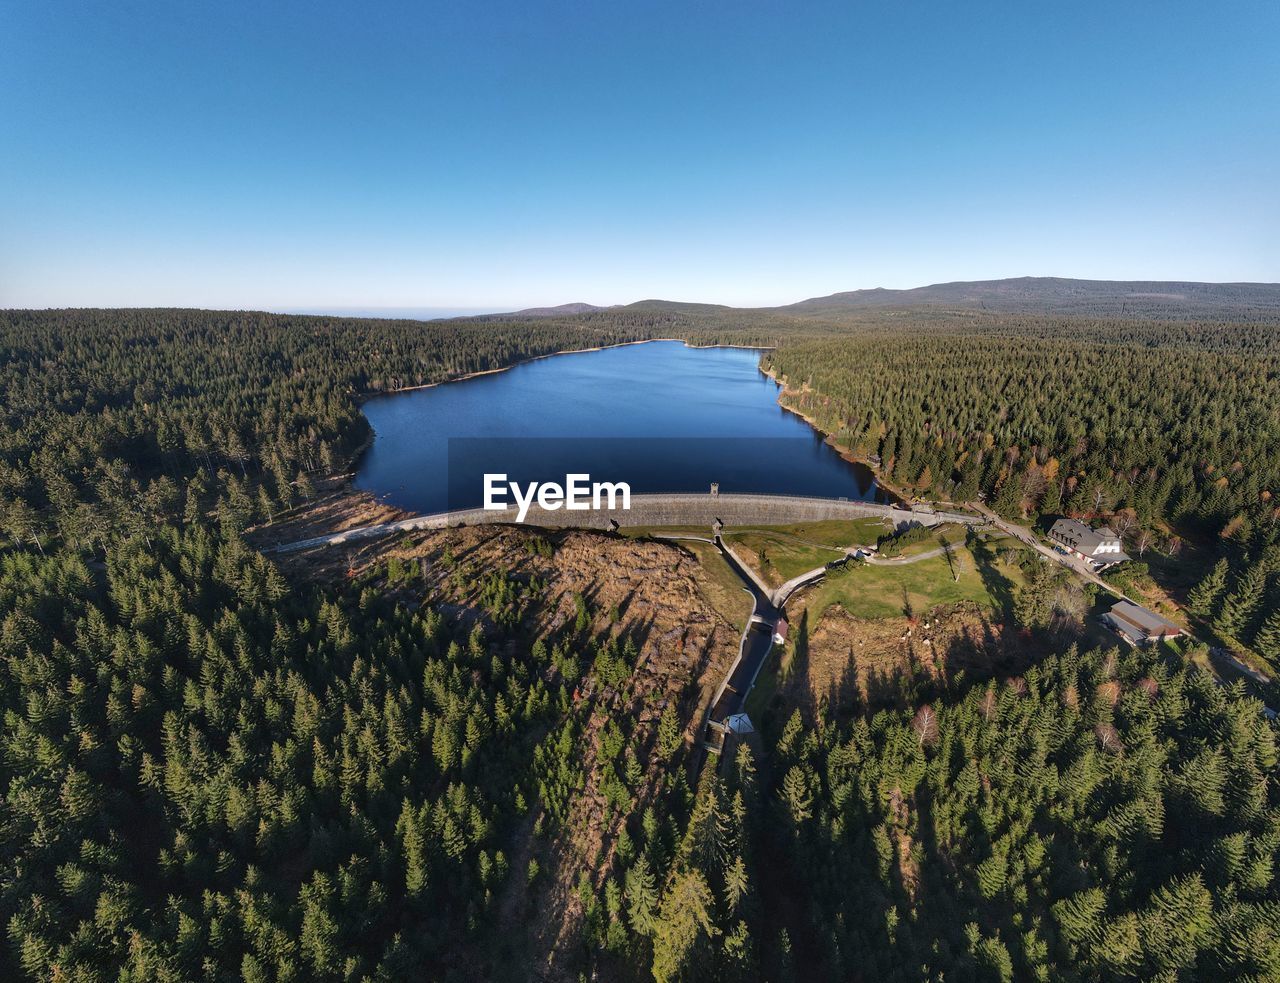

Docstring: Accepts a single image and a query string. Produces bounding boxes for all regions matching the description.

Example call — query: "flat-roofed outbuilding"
[1100,600,1184,646]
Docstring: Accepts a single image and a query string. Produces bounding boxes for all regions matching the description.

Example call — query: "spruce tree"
[1186,558,1230,618]
[780,766,812,827]
[1253,608,1280,662]
[1215,564,1268,640]
[993,474,1024,519]
[625,857,659,937]
[651,871,719,983]
[1041,479,1063,515]
[657,704,682,759]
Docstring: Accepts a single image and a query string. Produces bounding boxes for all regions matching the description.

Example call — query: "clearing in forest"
[807,534,1028,621]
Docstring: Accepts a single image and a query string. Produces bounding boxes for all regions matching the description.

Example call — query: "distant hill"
[487,299,735,318]
[477,278,1280,324]
[779,276,1280,320]
[498,302,607,318]
[622,299,735,315]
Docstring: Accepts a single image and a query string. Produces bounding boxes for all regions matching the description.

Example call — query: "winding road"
[971,504,1275,694]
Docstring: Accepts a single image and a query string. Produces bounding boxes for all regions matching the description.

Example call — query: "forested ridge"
[780,277,1280,322]
[727,645,1280,980]
[2,305,1280,980]
[763,318,1280,534]
[762,313,1280,672]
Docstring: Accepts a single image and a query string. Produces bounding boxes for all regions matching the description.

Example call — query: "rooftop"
[1108,600,1182,634]
[1049,517,1131,563]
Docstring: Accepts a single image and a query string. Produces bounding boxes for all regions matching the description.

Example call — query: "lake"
[354,340,884,514]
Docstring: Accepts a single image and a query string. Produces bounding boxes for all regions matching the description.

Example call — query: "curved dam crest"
[271,493,979,553]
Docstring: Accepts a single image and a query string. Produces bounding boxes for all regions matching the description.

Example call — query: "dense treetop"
[764,317,1280,533]
[725,644,1280,981]
[0,308,779,547]
[1,304,1279,979]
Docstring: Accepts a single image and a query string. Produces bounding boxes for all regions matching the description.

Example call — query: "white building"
[1048,518,1130,570]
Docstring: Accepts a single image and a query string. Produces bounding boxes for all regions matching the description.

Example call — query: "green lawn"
[723,531,842,586]
[731,517,890,548]
[681,540,756,632]
[805,541,1027,620]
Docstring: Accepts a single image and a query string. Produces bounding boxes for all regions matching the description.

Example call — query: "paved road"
[771,564,830,608]
[971,503,1122,596]
[868,544,951,566]
[969,504,1275,694]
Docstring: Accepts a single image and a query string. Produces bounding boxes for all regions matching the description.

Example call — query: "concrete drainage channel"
[654,533,789,764]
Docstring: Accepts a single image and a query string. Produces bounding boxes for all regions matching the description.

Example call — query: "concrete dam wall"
[442,493,969,531]
[276,493,982,553]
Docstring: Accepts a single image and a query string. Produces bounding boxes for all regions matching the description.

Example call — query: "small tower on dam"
[710,482,719,497]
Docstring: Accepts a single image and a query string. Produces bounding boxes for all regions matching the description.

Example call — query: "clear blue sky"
[3,0,1277,310]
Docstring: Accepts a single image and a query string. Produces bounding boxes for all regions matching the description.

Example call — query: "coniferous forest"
[2,304,1280,980]
[763,314,1280,675]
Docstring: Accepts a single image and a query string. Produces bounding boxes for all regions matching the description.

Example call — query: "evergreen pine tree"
[1041,479,1063,515]
[625,857,659,937]
[1254,608,1280,662]
[1215,564,1268,640]
[1187,558,1230,618]
[657,704,682,759]
[780,766,812,827]
[993,474,1024,519]
[651,871,719,983]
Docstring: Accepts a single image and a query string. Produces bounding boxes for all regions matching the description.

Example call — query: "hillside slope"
[781,276,1280,320]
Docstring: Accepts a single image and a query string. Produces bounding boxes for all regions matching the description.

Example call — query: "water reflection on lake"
[355,341,884,514]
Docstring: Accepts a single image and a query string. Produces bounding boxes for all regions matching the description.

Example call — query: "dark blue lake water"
[354,341,884,514]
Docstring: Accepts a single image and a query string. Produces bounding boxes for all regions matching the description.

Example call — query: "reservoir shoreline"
[346,338,892,514]
[355,337,774,403]
[758,363,910,506]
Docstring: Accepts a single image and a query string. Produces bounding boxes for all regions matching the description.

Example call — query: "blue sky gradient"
[3,0,1277,309]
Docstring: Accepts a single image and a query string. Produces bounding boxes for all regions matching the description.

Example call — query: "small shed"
[1100,601,1184,647]
[773,618,789,646]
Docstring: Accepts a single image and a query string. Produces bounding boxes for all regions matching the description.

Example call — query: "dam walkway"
[267,492,981,553]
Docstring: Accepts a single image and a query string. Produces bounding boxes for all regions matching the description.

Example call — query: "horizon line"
[6,272,1280,319]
